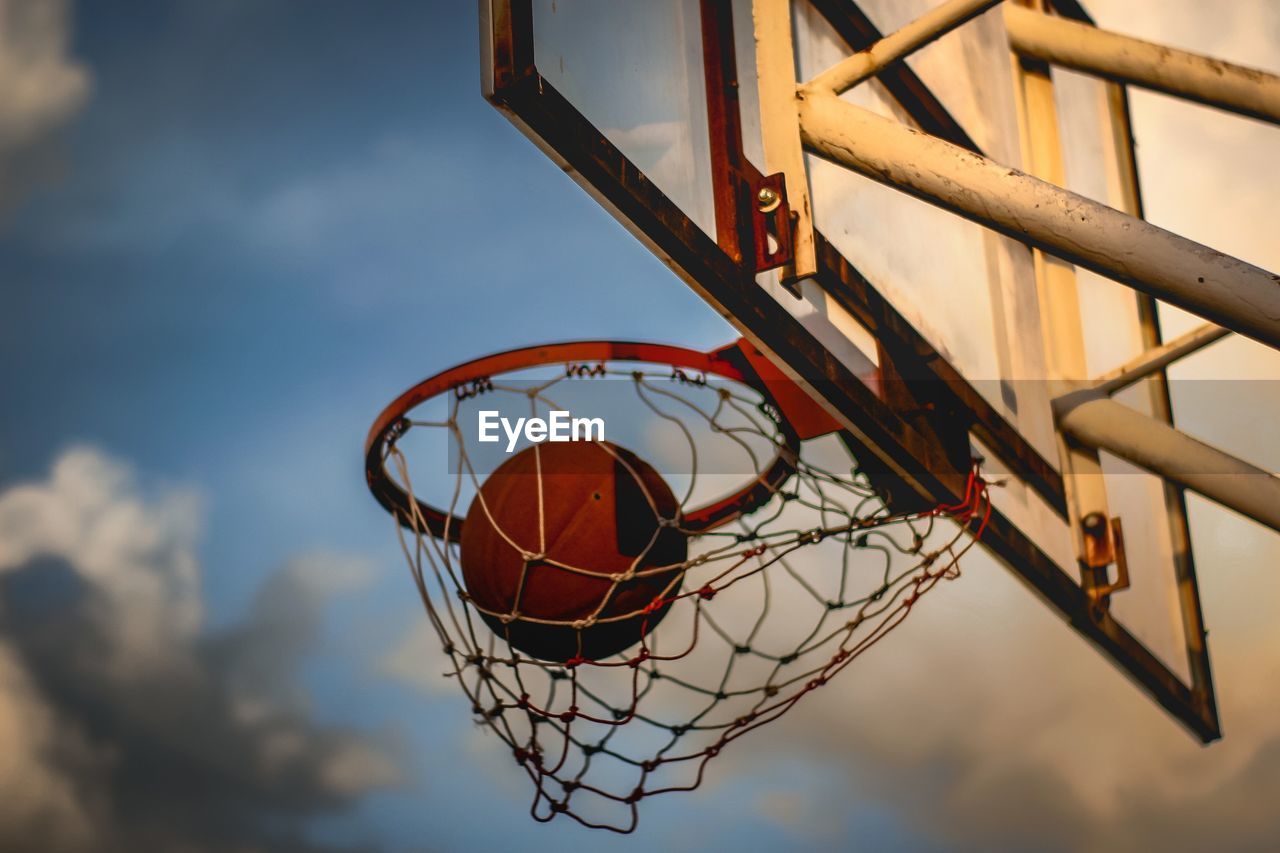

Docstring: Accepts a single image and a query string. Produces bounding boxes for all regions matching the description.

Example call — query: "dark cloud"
[0,449,395,851]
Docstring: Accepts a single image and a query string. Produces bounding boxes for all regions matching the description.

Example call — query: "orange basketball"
[459,440,686,662]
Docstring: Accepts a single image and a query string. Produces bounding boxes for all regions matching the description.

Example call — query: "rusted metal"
[481,0,1220,742]
[1082,515,1130,603]
[699,0,795,275]
[699,0,750,266]
[1080,511,1117,569]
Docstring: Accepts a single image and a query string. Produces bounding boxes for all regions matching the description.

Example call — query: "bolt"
[1081,512,1107,535]
[756,186,781,213]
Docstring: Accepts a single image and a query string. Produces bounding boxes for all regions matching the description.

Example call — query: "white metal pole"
[1005,4,1280,126]
[1091,323,1231,397]
[807,0,1004,95]
[795,91,1280,351]
[1055,391,1280,533]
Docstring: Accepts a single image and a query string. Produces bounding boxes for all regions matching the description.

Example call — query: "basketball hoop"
[365,339,990,832]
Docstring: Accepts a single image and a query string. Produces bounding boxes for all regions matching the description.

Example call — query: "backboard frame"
[480,0,1220,741]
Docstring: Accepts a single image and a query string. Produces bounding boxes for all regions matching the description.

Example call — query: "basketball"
[459,440,686,662]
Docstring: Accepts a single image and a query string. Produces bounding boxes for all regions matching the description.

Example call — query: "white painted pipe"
[807,0,1005,95]
[796,91,1280,351]
[1092,324,1230,396]
[1055,391,1280,533]
[1005,4,1280,126]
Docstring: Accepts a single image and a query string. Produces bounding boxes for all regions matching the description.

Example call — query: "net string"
[384,362,991,832]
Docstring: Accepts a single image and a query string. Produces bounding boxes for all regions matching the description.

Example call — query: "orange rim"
[365,341,802,537]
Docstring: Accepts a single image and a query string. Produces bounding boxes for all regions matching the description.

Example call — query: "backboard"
[481,0,1219,740]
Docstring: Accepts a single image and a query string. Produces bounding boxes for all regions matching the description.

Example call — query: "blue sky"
[0,0,737,621]
[2,1,1279,851]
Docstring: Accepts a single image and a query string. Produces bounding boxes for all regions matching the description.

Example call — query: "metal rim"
[365,340,802,538]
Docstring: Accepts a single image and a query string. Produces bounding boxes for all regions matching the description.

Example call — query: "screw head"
[756,186,781,213]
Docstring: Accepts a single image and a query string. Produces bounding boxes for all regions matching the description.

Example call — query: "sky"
[0,0,1277,851]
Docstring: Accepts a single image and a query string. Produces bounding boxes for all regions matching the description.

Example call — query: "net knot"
[551,800,569,814]
[628,649,650,667]
[642,597,667,615]
[520,550,543,562]
[560,706,578,723]
[625,787,645,804]
[453,377,493,400]
[697,585,717,601]
[566,362,605,378]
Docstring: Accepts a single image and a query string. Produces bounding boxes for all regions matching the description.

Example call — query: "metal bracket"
[1081,513,1130,604]
[746,171,795,277]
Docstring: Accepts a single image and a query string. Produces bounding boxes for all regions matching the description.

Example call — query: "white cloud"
[0,448,397,850]
[0,0,91,217]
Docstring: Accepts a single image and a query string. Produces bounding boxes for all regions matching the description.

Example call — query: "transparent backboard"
[482,0,1217,739]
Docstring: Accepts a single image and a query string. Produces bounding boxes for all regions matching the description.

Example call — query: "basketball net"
[376,351,991,832]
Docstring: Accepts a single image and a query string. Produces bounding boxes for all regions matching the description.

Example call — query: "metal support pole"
[795,90,1280,351]
[1054,392,1280,533]
[1092,323,1231,396]
[1005,4,1280,126]
[807,0,1004,95]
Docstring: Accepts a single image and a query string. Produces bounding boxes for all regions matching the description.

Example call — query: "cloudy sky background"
[0,0,1277,850]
